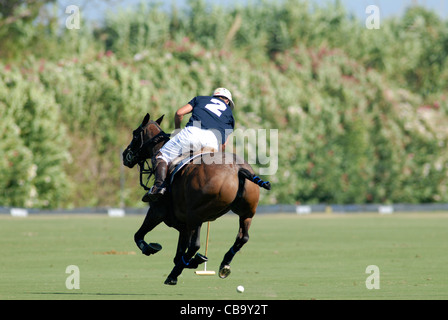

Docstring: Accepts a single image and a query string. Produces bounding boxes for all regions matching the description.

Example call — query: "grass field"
[1,213,448,300]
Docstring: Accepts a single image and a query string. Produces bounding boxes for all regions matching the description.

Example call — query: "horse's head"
[122,113,169,168]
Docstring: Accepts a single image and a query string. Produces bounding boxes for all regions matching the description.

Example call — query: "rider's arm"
[175,104,193,129]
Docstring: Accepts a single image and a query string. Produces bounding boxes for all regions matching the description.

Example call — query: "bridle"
[126,121,170,190]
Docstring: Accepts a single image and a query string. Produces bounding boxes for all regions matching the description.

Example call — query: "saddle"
[167,147,217,185]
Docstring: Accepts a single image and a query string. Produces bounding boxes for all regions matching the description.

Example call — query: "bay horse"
[122,113,271,285]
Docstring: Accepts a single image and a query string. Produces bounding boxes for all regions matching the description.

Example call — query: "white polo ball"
[236,285,244,293]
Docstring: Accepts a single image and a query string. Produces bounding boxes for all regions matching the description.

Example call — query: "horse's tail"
[238,168,271,192]
[231,168,271,209]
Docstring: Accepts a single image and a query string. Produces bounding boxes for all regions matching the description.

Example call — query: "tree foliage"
[1,0,448,207]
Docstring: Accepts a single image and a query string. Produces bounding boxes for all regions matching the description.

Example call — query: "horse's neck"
[147,123,170,157]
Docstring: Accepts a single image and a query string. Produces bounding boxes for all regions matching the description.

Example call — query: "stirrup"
[142,186,166,203]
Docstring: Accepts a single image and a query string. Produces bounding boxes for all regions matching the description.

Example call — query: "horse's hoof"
[136,240,162,256]
[187,253,208,268]
[147,243,162,254]
[219,265,231,279]
[164,276,178,285]
[194,253,208,264]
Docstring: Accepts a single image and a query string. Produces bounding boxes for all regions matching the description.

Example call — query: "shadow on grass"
[30,292,184,297]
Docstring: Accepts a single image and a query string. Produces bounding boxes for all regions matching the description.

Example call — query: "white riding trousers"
[157,126,219,164]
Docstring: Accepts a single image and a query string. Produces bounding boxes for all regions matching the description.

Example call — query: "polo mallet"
[195,221,216,275]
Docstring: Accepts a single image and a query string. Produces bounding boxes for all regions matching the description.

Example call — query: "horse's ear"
[155,114,165,125]
[142,113,150,126]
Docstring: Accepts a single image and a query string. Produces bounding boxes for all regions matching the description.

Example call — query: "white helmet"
[213,87,235,110]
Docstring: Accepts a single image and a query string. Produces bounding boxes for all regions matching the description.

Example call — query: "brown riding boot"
[142,160,168,203]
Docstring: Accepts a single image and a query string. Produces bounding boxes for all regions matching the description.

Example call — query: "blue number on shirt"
[205,98,227,117]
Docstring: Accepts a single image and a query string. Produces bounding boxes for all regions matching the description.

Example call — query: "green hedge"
[0,65,70,208]
[1,0,448,207]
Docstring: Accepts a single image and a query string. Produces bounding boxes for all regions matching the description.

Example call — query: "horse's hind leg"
[134,209,163,256]
[219,217,252,279]
[165,224,205,285]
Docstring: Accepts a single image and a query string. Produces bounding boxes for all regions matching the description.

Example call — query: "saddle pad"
[168,149,216,185]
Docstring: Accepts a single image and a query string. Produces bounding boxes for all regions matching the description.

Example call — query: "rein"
[136,128,170,191]
[138,160,153,191]
[135,131,170,160]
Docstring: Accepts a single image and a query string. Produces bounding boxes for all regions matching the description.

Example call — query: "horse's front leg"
[134,208,164,256]
[164,224,206,285]
[173,229,189,265]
